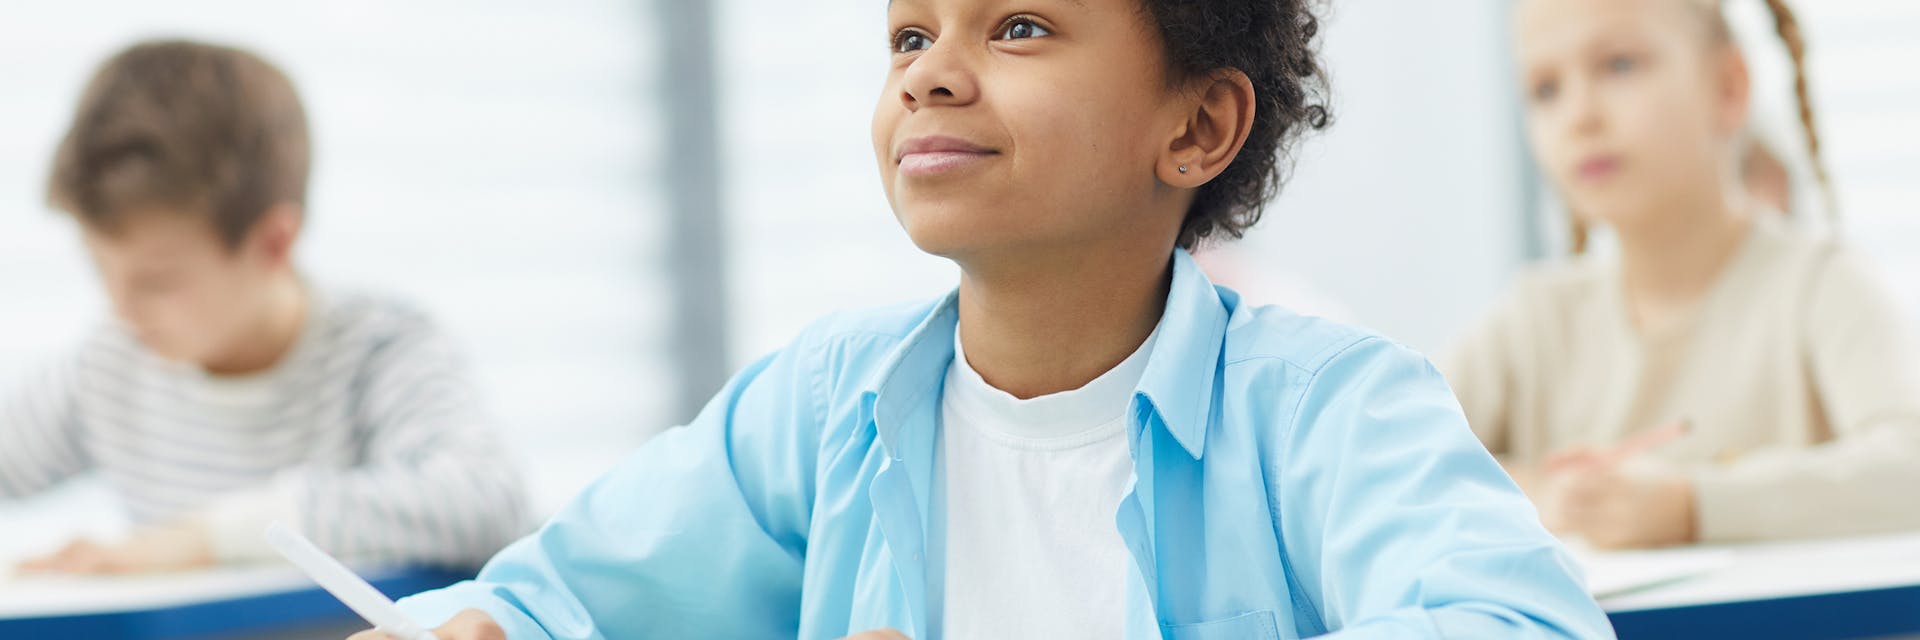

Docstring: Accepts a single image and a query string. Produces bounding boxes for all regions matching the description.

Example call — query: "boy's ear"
[247,203,304,269]
[1159,69,1257,187]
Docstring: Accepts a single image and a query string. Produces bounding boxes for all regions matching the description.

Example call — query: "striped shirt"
[0,288,529,567]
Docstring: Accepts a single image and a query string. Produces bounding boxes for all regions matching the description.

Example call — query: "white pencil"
[264,522,437,640]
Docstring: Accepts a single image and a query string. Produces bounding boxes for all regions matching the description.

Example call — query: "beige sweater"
[1444,217,1920,542]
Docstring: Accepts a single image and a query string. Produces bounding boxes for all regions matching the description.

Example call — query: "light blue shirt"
[398,250,1614,639]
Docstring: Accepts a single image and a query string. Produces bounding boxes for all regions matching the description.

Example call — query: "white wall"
[1225,1,1531,354]
[1788,2,1920,316]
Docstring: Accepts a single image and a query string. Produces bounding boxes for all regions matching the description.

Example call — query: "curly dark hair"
[1143,0,1332,249]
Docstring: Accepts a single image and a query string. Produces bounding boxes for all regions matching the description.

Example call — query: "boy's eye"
[892,29,933,54]
[996,17,1051,41]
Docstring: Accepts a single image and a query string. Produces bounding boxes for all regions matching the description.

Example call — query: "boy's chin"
[894,207,965,251]
[897,217,1011,261]
[893,200,1091,264]
[899,231,973,262]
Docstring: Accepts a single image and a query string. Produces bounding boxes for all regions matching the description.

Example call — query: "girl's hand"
[347,609,504,640]
[1542,464,1697,549]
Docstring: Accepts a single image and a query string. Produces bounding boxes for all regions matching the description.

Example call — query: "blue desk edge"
[0,566,471,639]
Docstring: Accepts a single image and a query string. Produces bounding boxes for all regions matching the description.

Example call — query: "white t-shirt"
[934,324,1158,639]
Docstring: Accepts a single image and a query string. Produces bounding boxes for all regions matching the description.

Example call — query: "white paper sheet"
[0,476,342,619]
[1576,533,1920,612]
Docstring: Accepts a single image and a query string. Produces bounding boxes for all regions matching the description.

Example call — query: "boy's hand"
[17,522,214,574]
[347,609,503,640]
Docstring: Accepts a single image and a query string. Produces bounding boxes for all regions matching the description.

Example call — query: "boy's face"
[873,0,1183,262]
[1516,0,1746,228]
[81,211,287,366]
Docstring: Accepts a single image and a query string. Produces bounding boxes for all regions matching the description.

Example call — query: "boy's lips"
[895,135,998,177]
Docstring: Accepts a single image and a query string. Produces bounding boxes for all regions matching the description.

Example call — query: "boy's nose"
[900,44,979,111]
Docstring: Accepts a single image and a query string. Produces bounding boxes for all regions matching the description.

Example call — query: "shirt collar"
[1134,249,1227,459]
[863,249,1228,460]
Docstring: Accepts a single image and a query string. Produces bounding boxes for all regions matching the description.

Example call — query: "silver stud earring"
[1178,165,1189,174]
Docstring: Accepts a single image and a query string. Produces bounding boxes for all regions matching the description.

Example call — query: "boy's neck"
[202,274,309,376]
[1612,191,1754,333]
[955,245,1173,400]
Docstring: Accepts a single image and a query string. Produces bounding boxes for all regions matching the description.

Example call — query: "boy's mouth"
[895,135,998,177]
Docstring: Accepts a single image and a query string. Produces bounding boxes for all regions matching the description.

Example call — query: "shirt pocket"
[1160,609,1283,640]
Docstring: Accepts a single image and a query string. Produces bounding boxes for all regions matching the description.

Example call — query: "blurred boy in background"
[1,39,526,573]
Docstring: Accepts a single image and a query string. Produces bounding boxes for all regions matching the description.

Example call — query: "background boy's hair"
[46,39,310,248]
[1144,0,1333,250]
